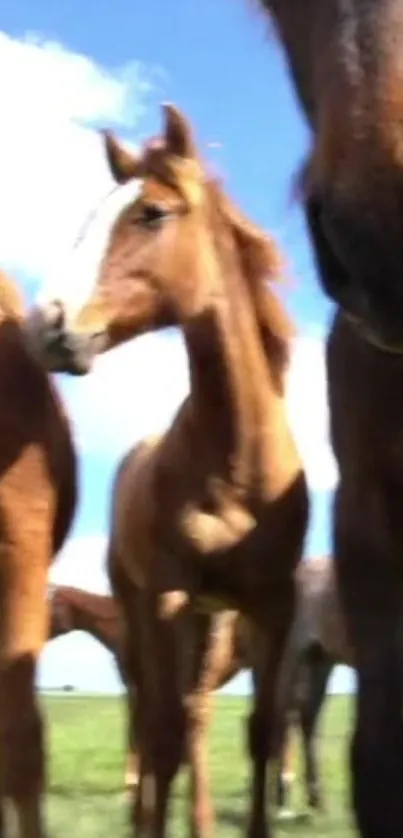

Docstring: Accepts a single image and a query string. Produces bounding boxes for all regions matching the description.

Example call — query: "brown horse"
[0,272,76,838]
[25,103,309,838]
[255,1,403,353]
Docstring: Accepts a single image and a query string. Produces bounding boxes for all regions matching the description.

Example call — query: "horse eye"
[139,203,171,228]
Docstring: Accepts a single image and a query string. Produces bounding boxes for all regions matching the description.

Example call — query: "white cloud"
[49,534,109,593]
[58,329,338,493]
[0,30,156,282]
[59,329,189,458]
[0,31,151,128]
[286,335,338,492]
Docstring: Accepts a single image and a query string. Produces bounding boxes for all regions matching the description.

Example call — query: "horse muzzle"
[23,302,107,376]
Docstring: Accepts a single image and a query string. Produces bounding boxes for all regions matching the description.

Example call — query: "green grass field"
[42,692,356,837]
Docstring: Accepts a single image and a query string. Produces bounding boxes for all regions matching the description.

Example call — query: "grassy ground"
[41,692,356,837]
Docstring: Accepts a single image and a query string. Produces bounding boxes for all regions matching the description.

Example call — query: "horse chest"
[178,500,257,556]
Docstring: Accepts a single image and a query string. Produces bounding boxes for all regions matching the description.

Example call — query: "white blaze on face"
[35,178,142,323]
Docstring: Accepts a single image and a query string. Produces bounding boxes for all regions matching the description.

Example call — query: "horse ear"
[162,103,197,159]
[102,131,141,184]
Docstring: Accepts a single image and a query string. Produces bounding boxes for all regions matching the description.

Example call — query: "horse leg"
[186,613,237,838]
[275,718,298,817]
[124,674,145,830]
[115,609,145,829]
[118,622,148,833]
[124,687,139,793]
[108,552,146,831]
[335,484,403,838]
[246,583,296,838]
[131,689,146,833]
[125,750,139,793]
[132,590,190,838]
[0,544,49,838]
[299,646,333,811]
[272,612,305,816]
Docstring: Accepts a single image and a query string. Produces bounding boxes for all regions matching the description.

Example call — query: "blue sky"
[0,0,351,694]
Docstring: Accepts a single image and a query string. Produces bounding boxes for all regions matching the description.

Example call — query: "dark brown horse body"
[0,273,76,838]
[325,310,403,838]
[281,311,403,834]
[254,4,403,837]
[26,104,309,838]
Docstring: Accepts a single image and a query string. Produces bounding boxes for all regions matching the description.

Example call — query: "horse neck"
[183,257,290,491]
[67,593,119,654]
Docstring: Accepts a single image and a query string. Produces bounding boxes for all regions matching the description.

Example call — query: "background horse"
[26,103,309,838]
[276,555,353,814]
[0,271,76,838]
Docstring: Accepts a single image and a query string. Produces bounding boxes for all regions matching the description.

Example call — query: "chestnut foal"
[25,104,308,838]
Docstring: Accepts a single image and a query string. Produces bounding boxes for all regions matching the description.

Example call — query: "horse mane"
[53,586,118,622]
[208,181,294,393]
